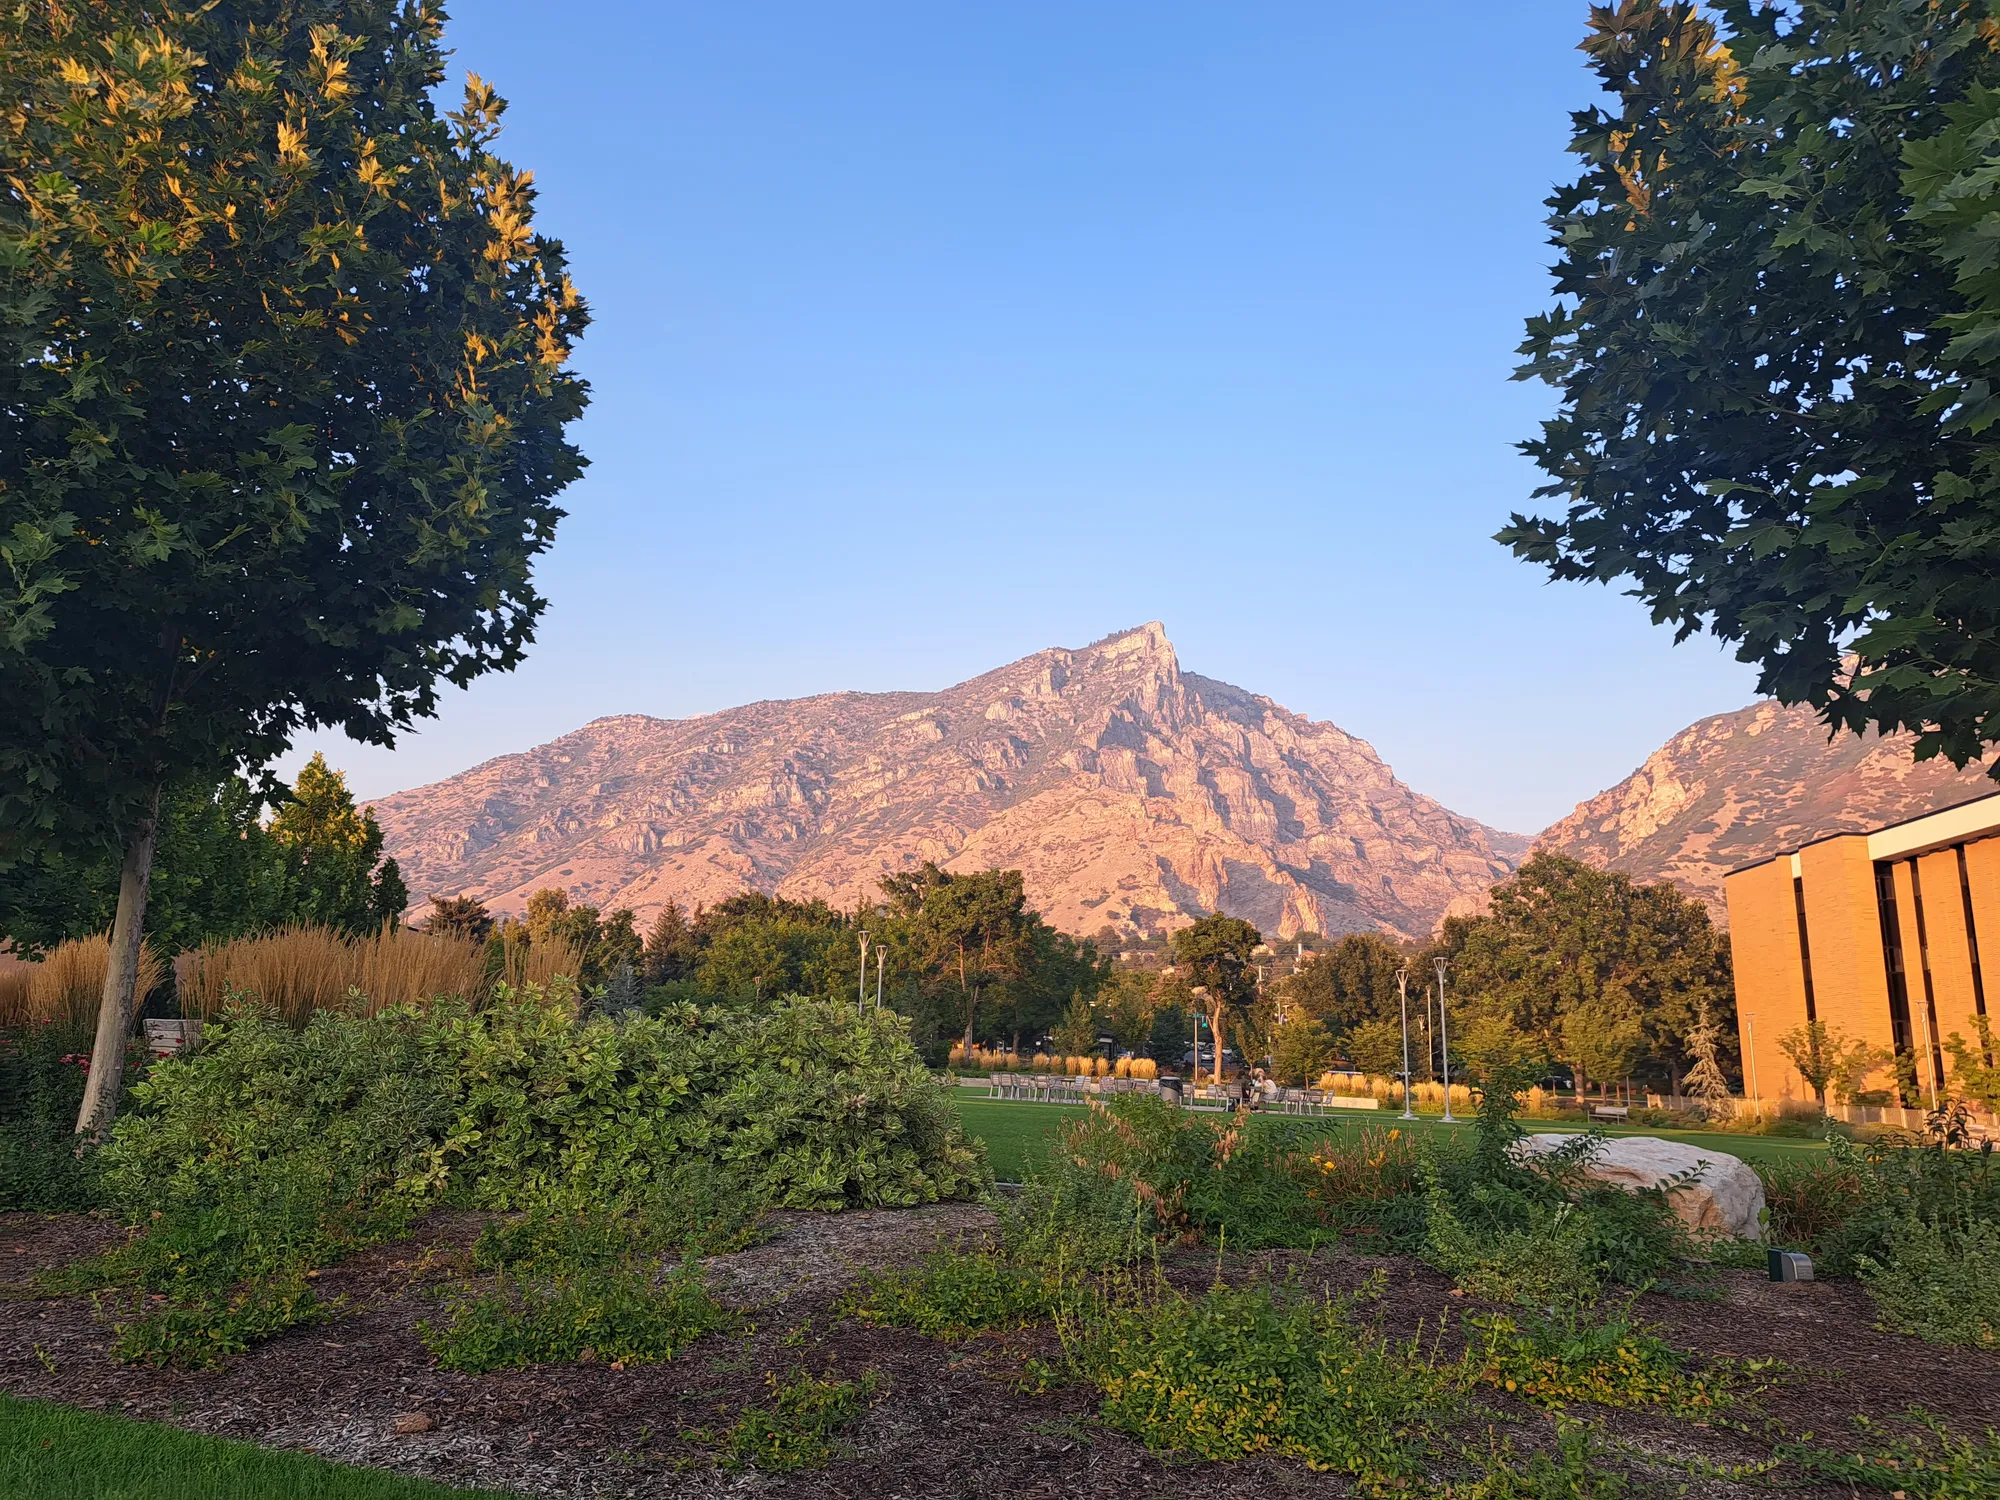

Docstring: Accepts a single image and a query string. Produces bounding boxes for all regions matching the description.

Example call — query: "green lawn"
[949,1093,1831,1180]
[0,1395,521,1500]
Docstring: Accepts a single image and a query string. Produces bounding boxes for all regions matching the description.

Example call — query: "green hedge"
[104,986,989,1217]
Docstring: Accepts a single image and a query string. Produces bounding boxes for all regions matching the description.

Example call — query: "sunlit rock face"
[1536,698,1993,922]
[371,623,1526,941]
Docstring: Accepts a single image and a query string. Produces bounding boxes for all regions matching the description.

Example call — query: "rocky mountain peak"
[1535,697,1996,919]
[370,627,1525,942]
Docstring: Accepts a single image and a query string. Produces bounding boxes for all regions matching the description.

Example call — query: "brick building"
[1723,793,2000,1108]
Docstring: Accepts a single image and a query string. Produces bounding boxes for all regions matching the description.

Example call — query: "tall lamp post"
[1434,956,1455,1123]
[857,931,871,1017]
[1396,964,1417,1121]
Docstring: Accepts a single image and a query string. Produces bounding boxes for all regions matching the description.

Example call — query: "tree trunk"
[75,786,163,1141]
[959,946,974,1056]
[1211,1005,1227,1082]
[1572,1061,1588,1105]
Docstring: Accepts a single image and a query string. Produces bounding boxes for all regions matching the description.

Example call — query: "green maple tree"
[1506,1,2000,777]
[1,2,588,1133]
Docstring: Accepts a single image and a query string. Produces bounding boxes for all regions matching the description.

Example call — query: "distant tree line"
[1017,853,1738,1098]
[420,861,1108,1065]
[0,754,407,961]
[1253,853,1735,1098]
[441,849,1733,1093]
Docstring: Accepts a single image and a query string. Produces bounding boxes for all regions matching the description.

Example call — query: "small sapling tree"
[1171,913,1261,1085]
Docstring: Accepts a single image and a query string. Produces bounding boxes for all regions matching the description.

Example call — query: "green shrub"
[1462,1422,1630,1499]
[76,990,978,1364]
[108,1271,332,1369]
[1423,1175,1599,1307]
[48,1149,415,1369]
[1012,1096,1342,1265]
[1758,1153,1869,1250]
[1566,1182,1701,1292]
[471,1162,766,1272]
[1857,1217,2000,1348]
[1800,1135,2000,1277]
[1780,1412,2000,1499]
[421,1261,727,1372]
[1009,1095,1211,1264]
[0,1115,104,1213]
[1421,1131,1698,1303]
[101,1002,461,1221]
[710,1370,886,1472]
[1466,1307,1747,1415]
[0,1025,109,1212]
[1066,1279,1453,1490]
[58,1166,414,1303]
[842,1248,1064,1338]
[106,989,985,1216]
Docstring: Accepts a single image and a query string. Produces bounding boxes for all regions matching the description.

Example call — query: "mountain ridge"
[1533,696,1997,919]
[369,623,1526,942]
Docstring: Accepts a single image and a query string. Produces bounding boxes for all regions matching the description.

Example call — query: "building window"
[1961,845,1993,1065]
[1907,861,1946,1101]
[1792,876,1817,1022]
[1875,864,1916,1099]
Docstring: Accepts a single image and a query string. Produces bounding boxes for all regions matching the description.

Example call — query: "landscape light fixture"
[1434,957,1454,1123]
[1396,964,1417,1120]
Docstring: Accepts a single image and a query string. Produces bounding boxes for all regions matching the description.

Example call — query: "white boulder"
[1510,1133,1766,1240]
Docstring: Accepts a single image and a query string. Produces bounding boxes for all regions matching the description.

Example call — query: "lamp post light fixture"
[857,931,871,1016]
[1434,956,1455,1123]
[1396,963,1417,1121]
[875,947,885,1009]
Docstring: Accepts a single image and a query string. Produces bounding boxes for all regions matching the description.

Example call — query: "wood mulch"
[3,1206,1998,1498]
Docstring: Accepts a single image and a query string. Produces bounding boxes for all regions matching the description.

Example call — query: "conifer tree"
[1682,998,1736,1123]
[269,754,404,934]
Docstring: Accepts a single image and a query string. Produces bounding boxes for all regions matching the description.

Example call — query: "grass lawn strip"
[949,1095,1831,1180]
[0,1394,524,1500]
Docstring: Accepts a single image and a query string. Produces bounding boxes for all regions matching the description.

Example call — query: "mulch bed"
[4,1206,1998,1498]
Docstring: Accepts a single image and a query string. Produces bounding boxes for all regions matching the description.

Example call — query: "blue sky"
[286,1,1762,835]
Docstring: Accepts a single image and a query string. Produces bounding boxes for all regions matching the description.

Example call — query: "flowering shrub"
[1302,1126,1421,1204]
[0,1024,128,1211]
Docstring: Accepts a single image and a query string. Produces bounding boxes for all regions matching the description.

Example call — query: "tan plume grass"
[0,935,166,1033]
[497,924,586,993]
[0,953,30,1028]
[352,924,491,1017]
[175,923,491,1025]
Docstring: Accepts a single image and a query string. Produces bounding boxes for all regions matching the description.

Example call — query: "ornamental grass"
[0,935,167,1031]
[173,923,496,1024]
